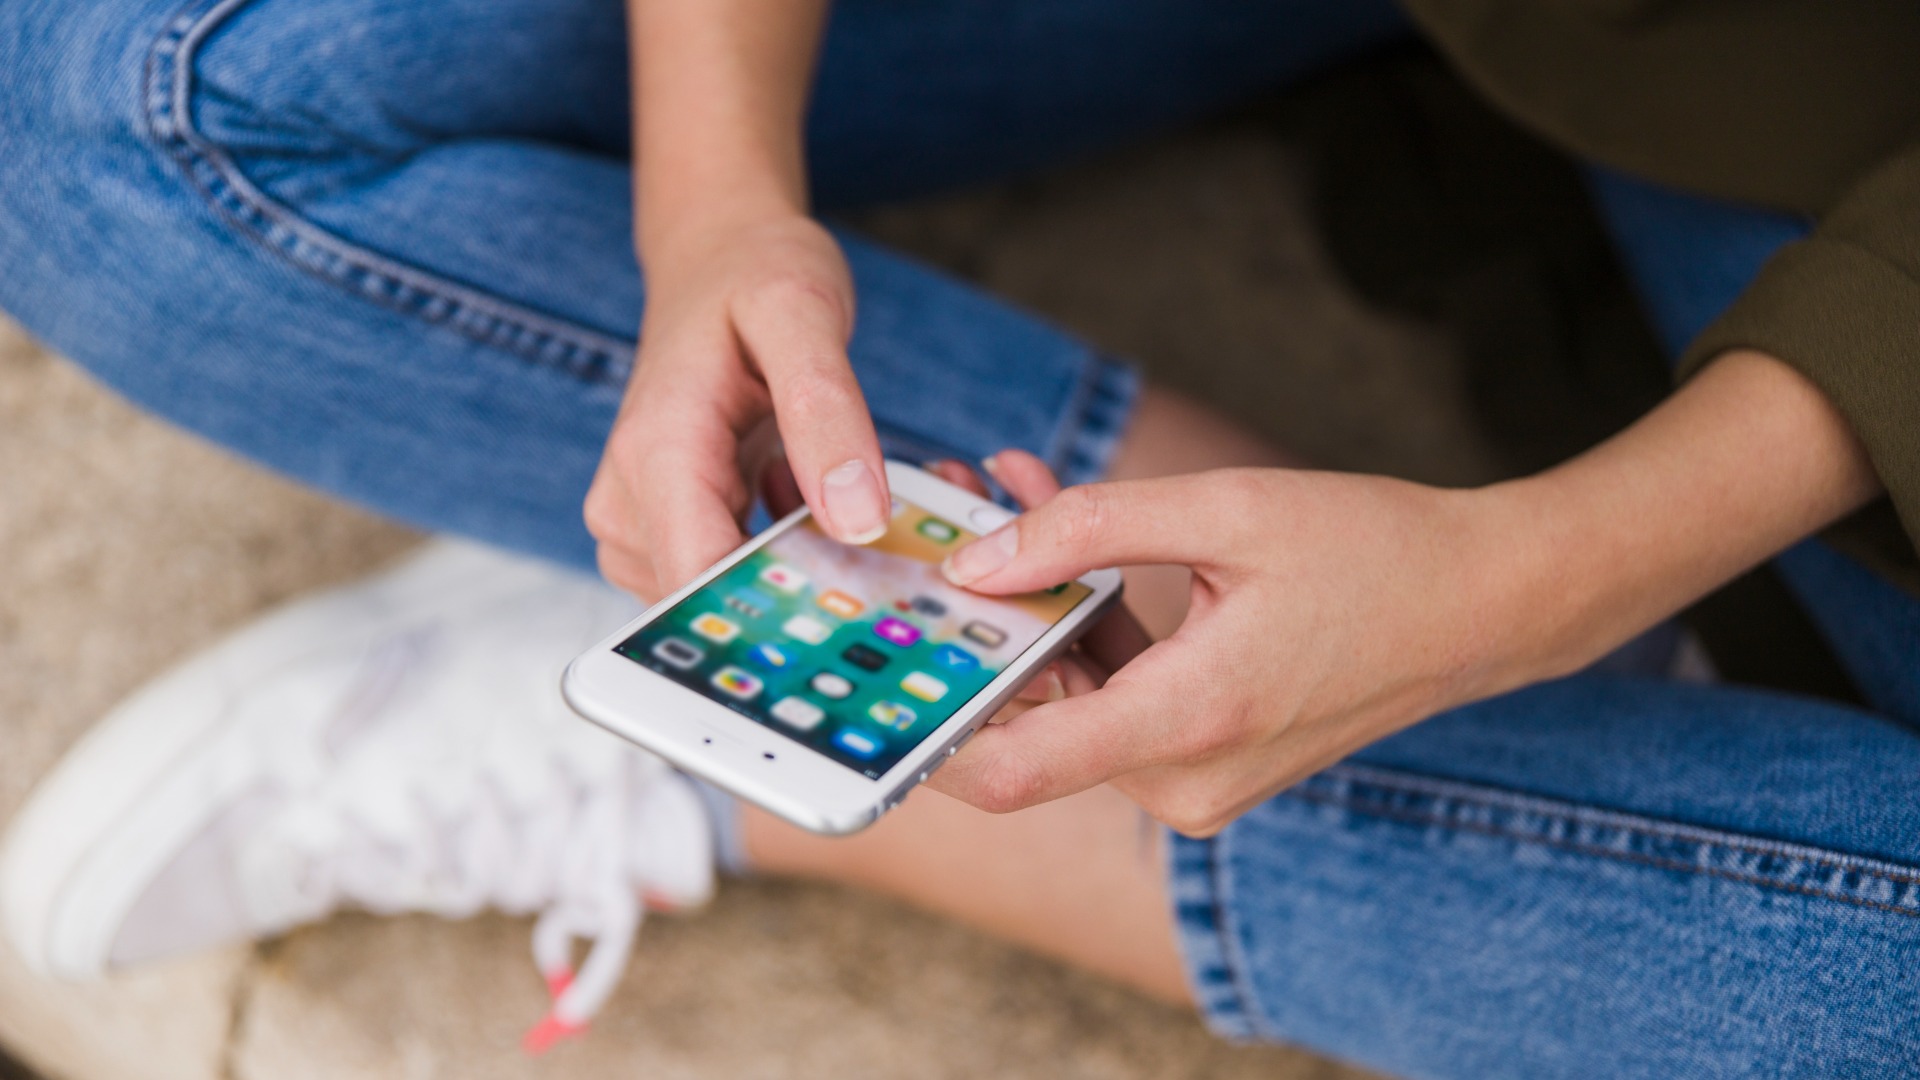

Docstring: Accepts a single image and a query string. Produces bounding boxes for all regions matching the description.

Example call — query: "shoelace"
[235,685,696,1055]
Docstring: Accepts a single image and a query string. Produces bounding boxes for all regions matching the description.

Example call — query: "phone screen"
[614,500,1092,778]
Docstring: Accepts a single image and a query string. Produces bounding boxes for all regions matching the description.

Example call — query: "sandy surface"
[0,118,1455,1078]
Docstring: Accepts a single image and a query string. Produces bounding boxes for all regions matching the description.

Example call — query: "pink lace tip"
[522,1014,587,1056]
[543,969,575,1000]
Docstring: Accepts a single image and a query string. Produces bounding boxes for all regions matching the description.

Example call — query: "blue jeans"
[3,1,1917,1076]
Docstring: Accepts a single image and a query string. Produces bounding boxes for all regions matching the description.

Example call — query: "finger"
[927,458,991,499]
[931,656,1188,812]
[732,280,891,545]
[759,454,805,518]
[980,449,1062,509]
[1012,652,1104,704]
[595,543,660,602]
[940,474,1228,595]
[639,436,752,592]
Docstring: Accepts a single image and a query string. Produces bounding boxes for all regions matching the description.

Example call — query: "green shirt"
[1403,0,1920,595]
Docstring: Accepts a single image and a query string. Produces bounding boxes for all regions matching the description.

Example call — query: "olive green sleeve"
[1679,146,1920,594]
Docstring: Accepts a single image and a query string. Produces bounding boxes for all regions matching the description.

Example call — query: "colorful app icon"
[710,665,762,700]
[868,700,917,730]
[900,671,948,703]
[810,671,854,700]
[817,590,865,620]
[782,614,833,646]
[651,637,704,669]
[873,616,922,648]
[961,620,1007,649]
[931,644,979,672]
[842,643,888,672]
[748,642,791,670]
[909,595,948,617]
[759,563,809,595]
[769,696,825,731]
[725,587,774,620]
[917,517,960,543]
[691,613,740,644]
[833,729,881,759]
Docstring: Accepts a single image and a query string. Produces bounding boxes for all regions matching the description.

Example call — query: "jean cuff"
[1166,827,1261,1041]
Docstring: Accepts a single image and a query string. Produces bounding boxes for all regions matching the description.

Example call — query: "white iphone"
[562,461,1124,835]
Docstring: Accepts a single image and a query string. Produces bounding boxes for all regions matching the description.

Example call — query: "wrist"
[1436,476,1614,708]
[638,189,807,268]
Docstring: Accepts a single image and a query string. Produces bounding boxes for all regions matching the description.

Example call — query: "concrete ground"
[0,57,1627,1079]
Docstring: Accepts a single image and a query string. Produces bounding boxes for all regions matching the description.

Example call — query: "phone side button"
[945,726,978,757]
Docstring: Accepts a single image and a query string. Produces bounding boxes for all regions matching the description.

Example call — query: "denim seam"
[1047,356,1141,487]
[1205,823,1285,1042]
[1294,763,1920,917]
[1164,830,1261,1041]
[140,0,635,387]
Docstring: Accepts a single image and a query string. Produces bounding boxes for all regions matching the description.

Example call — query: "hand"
[585,215,890,599]
[915,458,1157,723]
[924,455,1520,837]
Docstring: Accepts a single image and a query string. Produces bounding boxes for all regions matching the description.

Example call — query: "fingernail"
[821,460,888,544]
[980,453,1005,481]
[942,523,1018,586]
[1040,666,1066,702]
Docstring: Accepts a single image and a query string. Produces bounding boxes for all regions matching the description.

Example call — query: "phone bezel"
[561,461,1125,835]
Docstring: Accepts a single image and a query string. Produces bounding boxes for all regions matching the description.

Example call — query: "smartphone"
[562,461,1124,835]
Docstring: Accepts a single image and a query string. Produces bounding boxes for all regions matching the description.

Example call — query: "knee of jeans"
[180,0,426,206]
[182,0,629,210]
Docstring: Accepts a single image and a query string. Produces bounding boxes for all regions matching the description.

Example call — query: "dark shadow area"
[0,1047,35,1080]
[1274,47,1864,706]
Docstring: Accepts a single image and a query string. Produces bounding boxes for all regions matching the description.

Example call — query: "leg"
[751,674,1920,1076]
[0,0,1403,575]
[746,785,1188,1006]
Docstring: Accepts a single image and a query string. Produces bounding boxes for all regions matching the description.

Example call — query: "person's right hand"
[585,215,891,599]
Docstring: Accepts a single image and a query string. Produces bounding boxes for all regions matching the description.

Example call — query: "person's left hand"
[919,451,1545,837]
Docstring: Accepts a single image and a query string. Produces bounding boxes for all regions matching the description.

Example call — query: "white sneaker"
[0,539,716,1051]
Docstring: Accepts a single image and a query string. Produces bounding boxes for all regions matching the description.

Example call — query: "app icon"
[748,642,791,670]
[1044,582,1070,596]
[917,517,960,543]
[833,729,881,759]
[783,614,833,645]
[817,590,865,619]
[842,643,888,672]
[931,644,979,672]
[909,595,948,617]
[691,613,740,644]
[651,637,704,669]
[810,672,854,699]
[873,616,922,648]
[868,700,917,730]
[759,563,809,595]
[770,696,825,731]
[961,620,1007,649]
[710,665,762,700]
[725,587,774,620]
[900,672,948,703]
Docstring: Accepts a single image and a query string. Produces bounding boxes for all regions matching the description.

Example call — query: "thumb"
[733,278,891,545]
[939,475,1223,595]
